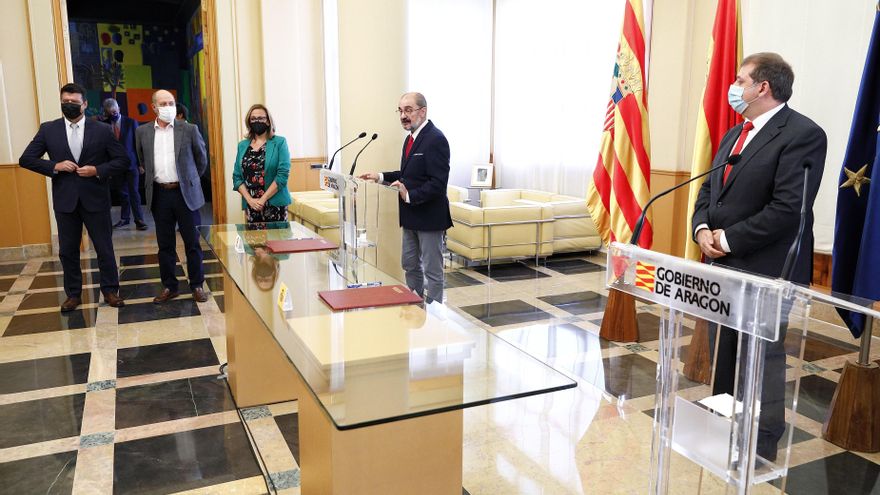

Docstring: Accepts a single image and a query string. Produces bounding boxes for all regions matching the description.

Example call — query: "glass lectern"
[607,242,880,494]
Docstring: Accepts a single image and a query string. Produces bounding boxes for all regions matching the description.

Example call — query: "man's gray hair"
[102,98,119,110]
[403,92,427,108]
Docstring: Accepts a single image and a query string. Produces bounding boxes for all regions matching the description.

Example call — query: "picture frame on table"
[470,164,494,188]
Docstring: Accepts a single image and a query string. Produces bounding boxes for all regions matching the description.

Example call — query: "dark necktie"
[724,121,754,184]
[404,134,414,158]
[113,122,121,140]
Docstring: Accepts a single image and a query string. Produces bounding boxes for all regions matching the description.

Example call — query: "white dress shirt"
[153,119,179,183]
[379,119,429,203]
[64,117,84,162]
[696,103,786,253]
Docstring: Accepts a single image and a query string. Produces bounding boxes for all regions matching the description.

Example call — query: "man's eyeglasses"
[395,107,423,116]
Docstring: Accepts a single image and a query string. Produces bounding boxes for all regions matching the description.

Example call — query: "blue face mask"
[727,83,759,114]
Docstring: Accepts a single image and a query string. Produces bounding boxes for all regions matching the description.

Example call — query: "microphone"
[349,133,378,176]
[780,161,812,281]
[327,132,367,171]
[631,154,742,246]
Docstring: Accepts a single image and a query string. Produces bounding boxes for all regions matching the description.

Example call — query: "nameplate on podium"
[266,239,338,254]
[318,285,423,311]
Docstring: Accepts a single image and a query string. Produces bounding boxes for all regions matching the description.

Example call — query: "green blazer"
[232,135,292,209]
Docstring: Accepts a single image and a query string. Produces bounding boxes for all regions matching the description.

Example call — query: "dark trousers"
[151,187,204,291]
[117,168,144,222]
[55,201,120,297]
[712,324,788,457]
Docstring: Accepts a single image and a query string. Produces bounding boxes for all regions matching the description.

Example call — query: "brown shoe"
[60,296,81,312]
[153,288,179,304]
[103,291,125,308]
[192,287,208,303]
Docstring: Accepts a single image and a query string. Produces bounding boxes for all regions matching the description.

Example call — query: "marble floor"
[0,214,878,494]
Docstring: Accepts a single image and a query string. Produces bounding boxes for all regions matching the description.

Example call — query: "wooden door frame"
[52,0,227,224]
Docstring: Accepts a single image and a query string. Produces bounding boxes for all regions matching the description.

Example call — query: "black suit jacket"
[19,118,131,213]
[383,120,453,231]
[100,115,139,172]
[692,105,827,284]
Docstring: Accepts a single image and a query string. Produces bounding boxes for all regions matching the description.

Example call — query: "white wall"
[742,0,877,252]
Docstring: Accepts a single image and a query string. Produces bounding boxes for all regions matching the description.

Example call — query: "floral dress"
[242,143,288,223]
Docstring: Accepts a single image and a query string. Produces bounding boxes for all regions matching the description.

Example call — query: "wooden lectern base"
[822,360,880,452]
[599,289,639,343]
[682,319,712,385]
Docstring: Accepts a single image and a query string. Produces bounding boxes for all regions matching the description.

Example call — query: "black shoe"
[135,221,148,231]
[113,220,130,229]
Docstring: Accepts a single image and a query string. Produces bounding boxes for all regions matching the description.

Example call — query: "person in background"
[19,83,129,311]
[101,98,147,231]
[231,104,291,223]
[176,102,189,122]
[136,89,210,304]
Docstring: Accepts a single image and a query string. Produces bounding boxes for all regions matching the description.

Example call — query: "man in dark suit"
[359,92,452,304]
[100,98,147,231]
[692,52,827,461]
[19,83,129,311]
[136,90,209,304]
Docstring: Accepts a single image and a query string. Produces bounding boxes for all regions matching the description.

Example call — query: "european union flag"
[831,7,880,338]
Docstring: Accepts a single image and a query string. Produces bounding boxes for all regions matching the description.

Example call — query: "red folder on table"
[266,238,338,254]
[318,285,423,310]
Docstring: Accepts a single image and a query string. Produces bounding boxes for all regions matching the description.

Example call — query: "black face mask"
[250,122,269,136]
[61,102,83,120]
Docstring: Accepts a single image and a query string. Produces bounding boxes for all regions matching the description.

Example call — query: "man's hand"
[711,229,727,256]
[76,165,98,177]
[696,228,725,259]
[54,160,77,173]
[390,180,408,201]
[358,172,379,182]
[138,166,145,175]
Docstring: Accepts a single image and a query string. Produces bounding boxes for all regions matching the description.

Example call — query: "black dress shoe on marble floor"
[103,291,125,308]
[113,220,131,229]
[192,287,208,303]
[135,221,148,231]
[60,296,81,312]
[153,288,180,304]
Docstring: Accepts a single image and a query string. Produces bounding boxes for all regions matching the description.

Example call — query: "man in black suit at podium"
[692,53,827,462]
[359,92,453,304]
[19,83,130,311]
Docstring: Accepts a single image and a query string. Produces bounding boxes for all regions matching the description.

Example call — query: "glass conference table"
[200,223,576,494]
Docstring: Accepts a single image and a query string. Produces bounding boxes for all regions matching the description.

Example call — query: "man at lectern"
[692,52,827,461]
[358,92,453,304]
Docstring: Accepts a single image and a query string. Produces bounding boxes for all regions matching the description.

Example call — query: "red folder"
[266,238,338,254]
[318,285,423,310]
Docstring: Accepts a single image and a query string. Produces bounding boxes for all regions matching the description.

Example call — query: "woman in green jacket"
[232,104,292,222]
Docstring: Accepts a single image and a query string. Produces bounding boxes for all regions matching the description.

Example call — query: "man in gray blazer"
[136,89,209,303]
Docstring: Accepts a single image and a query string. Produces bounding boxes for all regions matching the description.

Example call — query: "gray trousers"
[401,228,445,304]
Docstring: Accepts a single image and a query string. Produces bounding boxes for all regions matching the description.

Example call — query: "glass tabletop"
[200,223,576,430]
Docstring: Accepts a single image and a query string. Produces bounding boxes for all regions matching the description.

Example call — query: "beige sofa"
[447,201,554,263]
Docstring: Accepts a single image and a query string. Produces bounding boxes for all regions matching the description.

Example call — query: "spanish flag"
[683,0,742,260]
[586,0,653,249]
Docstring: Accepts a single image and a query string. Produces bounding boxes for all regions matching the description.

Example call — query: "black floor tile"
[0,451,77,494]
[472,263,550,282]
[790,374,838,423]
[112,422,262,495]
[0,394,85,448]
[214,294,225,313]
[573,353,697,400]
[119,265,185,282]
[497,323,613,361]
[0,278,15,292]
[274,412,300,464]
[117,338,219,378]
[202,250,217,260]
[542,259,604,275]
[444,271,483,289]
[538,291,607,315]
[459,299,552,327]
[120,253,176,267]
[118,281,185,301]
[783,451,880,494]
[0,353,91,394]
[0,262,27,276]
[205,276,225,292]
[785,331,859,362]
[115,375,235,429]
[29,272,101,290]
[18,288,101,311]
[3,308,98,337]
[202,262,223,275]
[118,298,200,325]
[38,259,101,273]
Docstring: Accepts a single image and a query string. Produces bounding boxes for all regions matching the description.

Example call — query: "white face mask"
[727,83,759,114]
[157,106,176,123]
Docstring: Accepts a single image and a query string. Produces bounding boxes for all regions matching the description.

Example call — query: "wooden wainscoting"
[814,252,831,288]
[649,169,692,258]
[0,164,51,248]
[290,156,327,192]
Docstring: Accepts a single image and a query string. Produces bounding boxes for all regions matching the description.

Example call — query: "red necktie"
[404,134,414,158]
[723,121,754,184]
[113,122,121,140]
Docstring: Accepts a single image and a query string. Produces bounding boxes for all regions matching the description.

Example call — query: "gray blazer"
[135,120,208,211]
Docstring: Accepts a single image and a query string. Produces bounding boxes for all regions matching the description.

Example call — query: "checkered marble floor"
[0,225,877,494]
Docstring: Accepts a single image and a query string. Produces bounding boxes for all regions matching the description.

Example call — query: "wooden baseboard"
[814,252,831,288]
